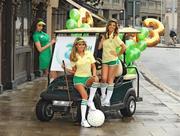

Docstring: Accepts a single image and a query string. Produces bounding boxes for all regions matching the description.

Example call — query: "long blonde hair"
[70,37,87,62]
[105,18,119,39]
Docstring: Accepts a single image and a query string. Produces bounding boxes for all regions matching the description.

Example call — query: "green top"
[33,31,51,70]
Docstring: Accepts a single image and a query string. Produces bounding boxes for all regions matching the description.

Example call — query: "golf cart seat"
[123,73,136,80]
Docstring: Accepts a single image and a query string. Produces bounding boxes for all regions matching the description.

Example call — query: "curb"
[156,44,180,49]
[136,61,180,102]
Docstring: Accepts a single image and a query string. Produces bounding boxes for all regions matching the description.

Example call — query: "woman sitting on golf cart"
[63,37,99,128]
[98,19,126,107]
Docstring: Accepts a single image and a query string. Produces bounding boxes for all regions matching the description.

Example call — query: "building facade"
[99,0,124,25]
[140,0,165,23]
[0,0,167,92]
[0,0,103,92]
[0,0,52,92]
[0,0,33,92]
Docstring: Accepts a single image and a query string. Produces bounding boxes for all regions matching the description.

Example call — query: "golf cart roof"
[54,27,140,34]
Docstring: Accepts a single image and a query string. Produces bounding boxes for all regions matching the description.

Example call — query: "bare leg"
[49,71,58,83]
[103,65,118,106]
[101,64,108,100]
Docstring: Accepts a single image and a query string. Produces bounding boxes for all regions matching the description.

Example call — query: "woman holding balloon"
[98,19,126,106]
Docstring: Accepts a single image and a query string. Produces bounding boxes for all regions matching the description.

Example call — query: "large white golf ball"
[87,109,105,127]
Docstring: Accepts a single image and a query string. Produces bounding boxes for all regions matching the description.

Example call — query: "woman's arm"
[62,65,76,75]
[35,39,56,52]
[67,66,76,74]
[118,42,126,56]
[91,63,97,77]
[98,35,104,50]
[91,63,99,82]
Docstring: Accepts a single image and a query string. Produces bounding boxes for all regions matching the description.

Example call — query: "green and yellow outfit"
[33,31,51,70]
[102,33,124,66]
[71,51,96,86]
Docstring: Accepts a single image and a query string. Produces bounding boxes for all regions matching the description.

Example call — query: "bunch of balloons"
[116,18,164,73]
[66,8,92,30]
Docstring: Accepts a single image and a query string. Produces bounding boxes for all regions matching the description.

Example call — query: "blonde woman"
[98,19,126,106]
[64,37,99,127]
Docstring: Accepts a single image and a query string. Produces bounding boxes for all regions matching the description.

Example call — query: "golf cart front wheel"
[120,96,136,117]
[36,99,54,121]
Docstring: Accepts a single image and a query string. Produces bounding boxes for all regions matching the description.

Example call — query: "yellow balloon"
[78,8,93,27]
[143,18,164,47]
[145,30,160,47]
[143,18,165,36]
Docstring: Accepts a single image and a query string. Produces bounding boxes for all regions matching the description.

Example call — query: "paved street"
[0,74,180,136]
[139,44,180,92]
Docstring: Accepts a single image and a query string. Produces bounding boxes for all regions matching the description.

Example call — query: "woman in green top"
[31,18,55,77]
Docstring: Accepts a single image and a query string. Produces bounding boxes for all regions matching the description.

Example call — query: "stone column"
[46,0,59,36]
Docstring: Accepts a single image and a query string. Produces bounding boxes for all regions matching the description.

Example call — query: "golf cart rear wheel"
[120,96,136,117]
[36,99,54,121]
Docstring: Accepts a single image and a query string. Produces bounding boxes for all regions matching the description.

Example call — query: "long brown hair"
[105,18,119,39]
[70,37,87,62]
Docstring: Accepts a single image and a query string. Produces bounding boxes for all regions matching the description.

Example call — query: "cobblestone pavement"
[0,75,180,136]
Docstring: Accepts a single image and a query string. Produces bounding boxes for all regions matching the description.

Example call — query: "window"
[141,1,146,7]
[104,0,110,3]
[113,0,120,4]
[156,2,161,10]
[15,0,31,46]
[149,1,155,8]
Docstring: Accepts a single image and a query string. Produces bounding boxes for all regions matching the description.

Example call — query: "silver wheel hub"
[129,100,135,113]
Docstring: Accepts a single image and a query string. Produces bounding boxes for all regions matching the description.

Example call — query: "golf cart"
[35,27,143,122]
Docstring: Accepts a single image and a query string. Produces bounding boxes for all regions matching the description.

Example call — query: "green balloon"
[125,39,136,49]
[125,48,141,64]
[137,27,149,41]
[71,33,82,37]
[81,23,90,29]
[83,33,89,36]
[136,41,147,51]
[133,48,141,60]
[137,33,146,41]
[66,19,78,29]
[118,33,124,40]
[140,27,149,37]
[127,68,136,74]
[69,8,80,21]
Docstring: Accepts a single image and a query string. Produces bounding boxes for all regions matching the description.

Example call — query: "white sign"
[50,36,97,71]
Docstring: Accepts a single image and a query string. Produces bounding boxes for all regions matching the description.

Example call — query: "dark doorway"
[1,1,13,89]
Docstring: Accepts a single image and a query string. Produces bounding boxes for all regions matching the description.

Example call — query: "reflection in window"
[16,17,23,46]
[24,18,28,46]
[15,0,30,46]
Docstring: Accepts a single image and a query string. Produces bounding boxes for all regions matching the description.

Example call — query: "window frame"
[15,0,31,47]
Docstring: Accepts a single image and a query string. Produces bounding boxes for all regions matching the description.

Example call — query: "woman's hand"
[61,64,65,70]
[61,64,76,75]
[100,34,105,40]
[98,34,105,50]
[110,50,118,57]
[93,75,99,82]
[51,38,56,46]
